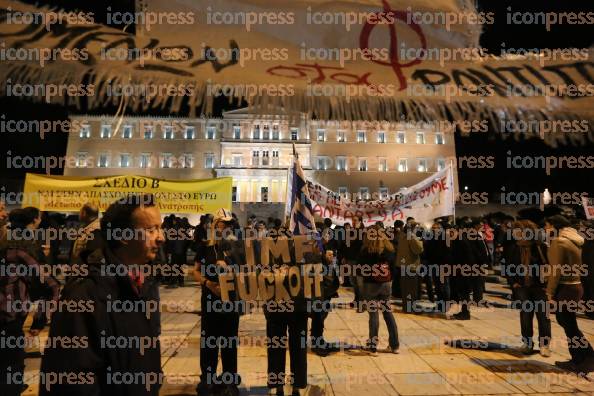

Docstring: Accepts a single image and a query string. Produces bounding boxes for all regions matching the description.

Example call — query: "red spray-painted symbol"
[359,0,427,90]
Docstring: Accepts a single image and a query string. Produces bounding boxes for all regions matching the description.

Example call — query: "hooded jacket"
[546,227,585,298]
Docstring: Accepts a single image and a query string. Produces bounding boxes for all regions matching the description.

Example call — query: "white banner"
[308,165,455,226]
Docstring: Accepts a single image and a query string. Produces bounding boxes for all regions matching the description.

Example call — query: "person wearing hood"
[40,194,165,396]
[545,215,594,373]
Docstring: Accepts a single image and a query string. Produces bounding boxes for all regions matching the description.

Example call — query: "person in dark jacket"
[506,220,551,356]
[450,220,478,320]
[424,222,453,313]
[39,194,165,396]
[194,208,243,396]
[344,217,364,307]
[1,209,60,396]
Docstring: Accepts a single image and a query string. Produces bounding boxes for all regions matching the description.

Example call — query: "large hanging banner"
[308,165,455,226]
[0,0,592,145]
[22,173,232,213]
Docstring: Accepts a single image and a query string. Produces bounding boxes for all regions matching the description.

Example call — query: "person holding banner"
[194,208,244,396]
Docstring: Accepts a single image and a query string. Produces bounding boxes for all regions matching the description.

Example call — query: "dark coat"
[39,247,162,396]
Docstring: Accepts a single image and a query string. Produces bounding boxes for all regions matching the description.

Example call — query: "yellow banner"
[23,174,232,213]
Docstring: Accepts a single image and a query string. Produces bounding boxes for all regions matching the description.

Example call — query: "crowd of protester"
[1,196,594,395]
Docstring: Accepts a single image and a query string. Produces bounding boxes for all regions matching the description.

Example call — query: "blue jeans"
[361,282,399,350]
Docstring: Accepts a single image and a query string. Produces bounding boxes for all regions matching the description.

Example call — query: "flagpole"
[449,159,456,224]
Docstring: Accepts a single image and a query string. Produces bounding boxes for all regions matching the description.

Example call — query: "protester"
[0,208,60,396]
[450,220,477,320]
[344,217,364,308]
[358,224,398,355]
[506,220,551,357]
[40,194,165,395]
[424,222,453,312]
[168,216,191,288]
[469,217,491,304]
[194,208,243,396]
[545,215,594,373]
[70,203,100,265]
[395,219,424,313]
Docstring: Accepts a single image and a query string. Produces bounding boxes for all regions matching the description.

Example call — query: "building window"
[206,126,216,140]
[359,187,370,200]
[161,153,173,168]
[263,125,270,140]
[416,132,425,144]
[272,125,280,140]
[317,156,328,170]
[233,125,241,139]
[261,186,269,203]
[262,150,270,166]
[98,153,109,168]
[337,130,346,142]
[398,158,408,172]
[397,131,406,144]
[253,125,260,139]
[123,125,133,139]
[181,153,194,168]
[144,125,154,139]
[357,130,366,143]
[232,153,242,167]
[139,153,151,168]
[417,158,428,172]
[120,153,131,168]
[76,152,88,168]
[100,125,111,139]
[437,158,446,171]
[272,150,279,167]
[379,187,389,199]
[435,133,444,145]
[79,124,91,139]
[204,153,215,169]
[184,126,195,140]
[358,158,367,171]
[163,126,174,140]
[338,186,348,197]
[336,156,346,171]
[377,131,386,143]
[378,158,388,172]
[291,128,298,140]
[232,186,238,202]
[251,150,260,167]
[317,129,325,142]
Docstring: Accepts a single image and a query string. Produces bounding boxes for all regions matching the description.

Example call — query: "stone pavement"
[23,280,594,396]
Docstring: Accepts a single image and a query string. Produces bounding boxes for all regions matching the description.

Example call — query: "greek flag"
[288,145,320,244]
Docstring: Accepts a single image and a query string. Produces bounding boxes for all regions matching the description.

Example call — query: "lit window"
[184,126,195,140]
[337,130,346,142]
[182,153,194,168]
[338,186,348,197]
[100,125,111,139]
[272,150,279,167]
[379,187,389,199]
[291,128,298,140]
[358,158,367,171]
[139,153,151,168]
[204,153,215,168]
[398,159,408,172]
[377,131,386,143]
[98,153,109,168]
[336,156,346,171]
[206,126,216,140]
[359,187,370,200]
[251,150,260,166]
[417,158,428,172]
[317,156,328,170]
[437,158,446,171]
[79,125,91,139]
[379,158,388,172]
[233,125,241,139]
[317,129,325,142]
[122,125,133,139]
[144,125,154,139]
[261,186,269,202]
[357,130,366,143]
[272,125,280,140]
[416,132,425,144]
[120,153,131,168]
[161,153,172,168]
[163,126,174,140]
[76,152,88,168]
[435,133,444,145]
[396,132,406,144]
[232,186,238,202]
[253,125,260,139]
[262,150,270,166]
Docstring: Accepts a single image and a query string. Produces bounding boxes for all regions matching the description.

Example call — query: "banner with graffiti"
[308,165,455,226]
[0,0,592,144]
[23,173,232,213]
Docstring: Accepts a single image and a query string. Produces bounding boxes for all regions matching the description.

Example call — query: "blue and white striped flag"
[288,146,320,245]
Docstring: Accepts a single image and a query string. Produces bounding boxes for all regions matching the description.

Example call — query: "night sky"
[1,0,593,198]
